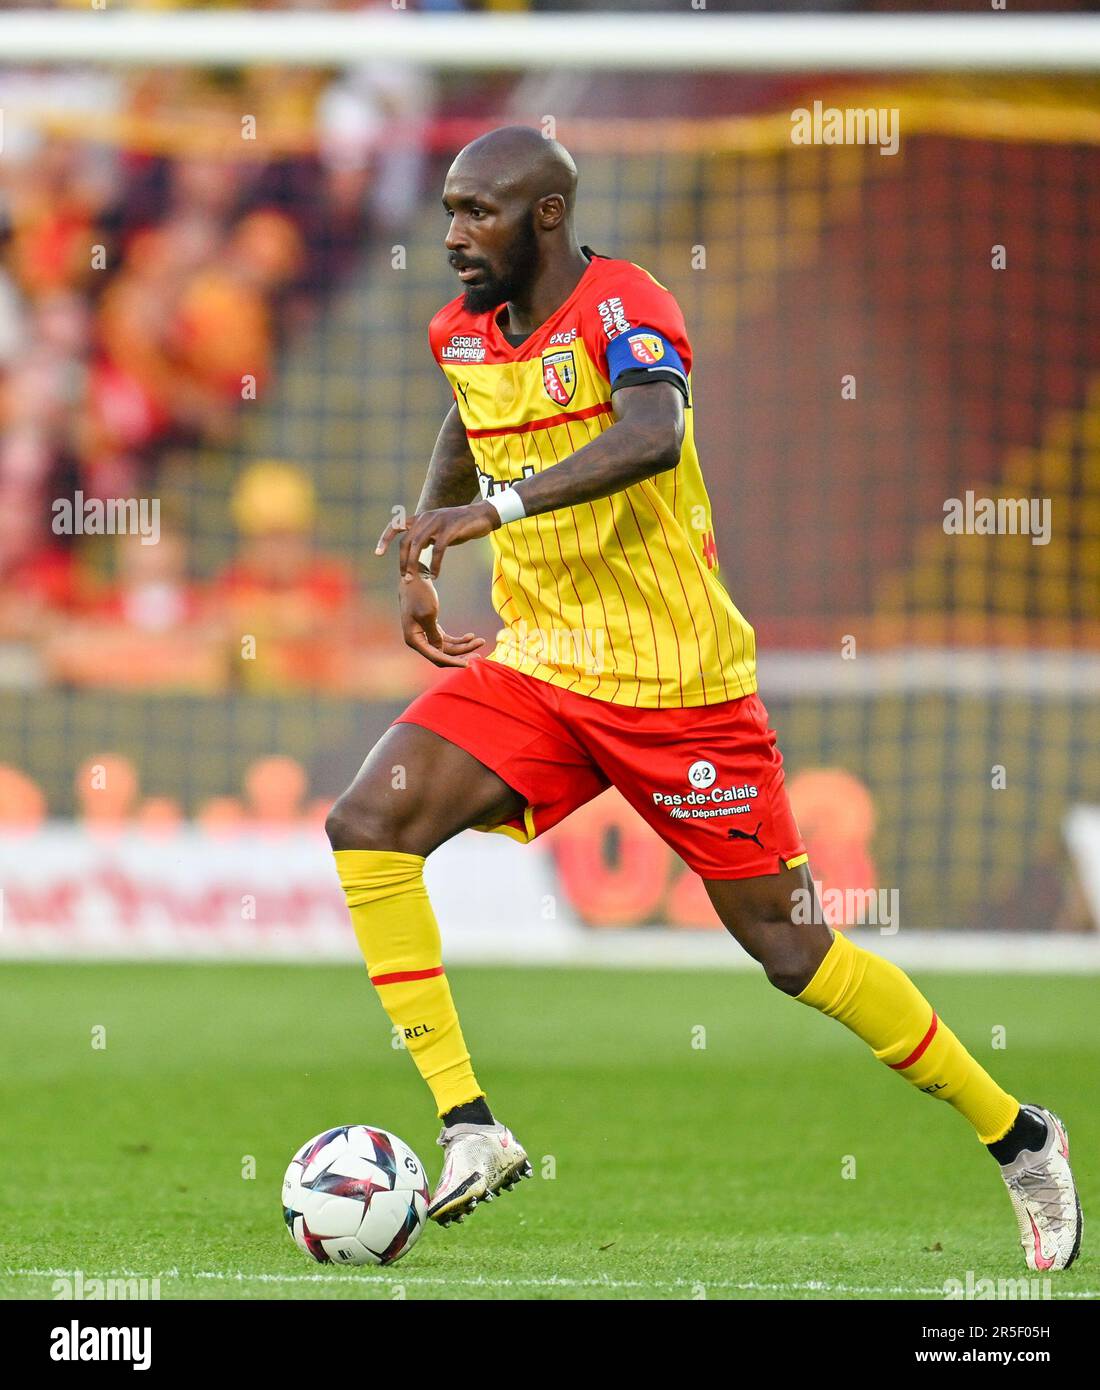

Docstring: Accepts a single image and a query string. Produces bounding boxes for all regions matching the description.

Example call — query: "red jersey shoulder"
[578,257,692,375]
[429,296,494,366]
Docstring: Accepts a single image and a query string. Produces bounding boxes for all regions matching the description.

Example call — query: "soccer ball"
[282,1125,430,1266]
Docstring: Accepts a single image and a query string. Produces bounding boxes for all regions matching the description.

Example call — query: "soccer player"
[327,126,1082,1268]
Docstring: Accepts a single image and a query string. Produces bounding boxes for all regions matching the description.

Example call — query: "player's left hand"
[377,501,500,582]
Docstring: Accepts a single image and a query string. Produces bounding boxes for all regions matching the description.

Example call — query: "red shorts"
[396,658,806,880]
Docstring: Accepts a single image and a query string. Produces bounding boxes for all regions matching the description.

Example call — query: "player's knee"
[325,794,405,853]
[324,798,361,850]
[760,941,821,997]
[765,963,814,997]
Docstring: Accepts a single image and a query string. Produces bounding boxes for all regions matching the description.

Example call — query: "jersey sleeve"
[581,265,692,402]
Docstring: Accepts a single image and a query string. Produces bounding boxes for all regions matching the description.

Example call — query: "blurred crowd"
[18,459,423,695]
[0,750,333,833]
[0,8,440,694]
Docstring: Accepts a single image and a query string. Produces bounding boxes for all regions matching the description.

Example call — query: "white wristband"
[487,487,526,525]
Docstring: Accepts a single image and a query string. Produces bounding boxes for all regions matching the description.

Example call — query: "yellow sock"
[334,848,484,1118]
[796,931,1019,1144]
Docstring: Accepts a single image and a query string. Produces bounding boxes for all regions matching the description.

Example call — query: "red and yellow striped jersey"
[428,251,756,708]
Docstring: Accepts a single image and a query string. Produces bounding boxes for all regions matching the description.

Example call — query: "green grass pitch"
[1,961,1095,1301]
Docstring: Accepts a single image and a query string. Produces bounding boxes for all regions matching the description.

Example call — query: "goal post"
[1,11,1100,72]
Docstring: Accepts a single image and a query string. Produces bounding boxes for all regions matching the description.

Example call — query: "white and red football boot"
[999,1105,1082,1272]
[427,1121,532,1226]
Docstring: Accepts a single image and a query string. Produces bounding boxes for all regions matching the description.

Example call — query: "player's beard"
[461,217,540,316]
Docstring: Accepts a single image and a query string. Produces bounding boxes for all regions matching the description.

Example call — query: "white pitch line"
[5,1267,1098,1298]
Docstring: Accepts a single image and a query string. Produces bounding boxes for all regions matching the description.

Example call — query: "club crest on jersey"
[629,333,665,365]
[542,349,576,405]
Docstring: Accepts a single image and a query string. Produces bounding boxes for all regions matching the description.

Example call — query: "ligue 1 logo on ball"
[687,759,717,790]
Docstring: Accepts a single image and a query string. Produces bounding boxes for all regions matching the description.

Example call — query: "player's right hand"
[398,571,485,668]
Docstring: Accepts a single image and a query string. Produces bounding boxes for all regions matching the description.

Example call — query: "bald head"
[449,125,578,214]
[442,126,584,315]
